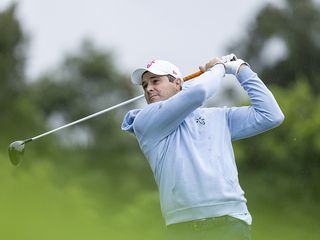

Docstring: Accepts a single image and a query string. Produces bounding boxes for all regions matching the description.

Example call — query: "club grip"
[182,71,203,81]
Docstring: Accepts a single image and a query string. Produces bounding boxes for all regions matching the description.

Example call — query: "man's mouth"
[149,95,159,101]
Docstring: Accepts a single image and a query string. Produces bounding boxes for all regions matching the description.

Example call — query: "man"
[121,55,284,239]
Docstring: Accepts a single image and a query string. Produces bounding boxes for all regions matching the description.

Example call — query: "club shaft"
[182,71,203,81]
[31,94,144,141]
[28,70,205,142]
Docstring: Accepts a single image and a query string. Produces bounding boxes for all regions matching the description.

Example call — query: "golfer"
[122,55,284,240]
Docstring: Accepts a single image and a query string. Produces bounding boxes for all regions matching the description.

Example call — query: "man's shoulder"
[121,108,142,133]
[133,101,164,118]
[124,108,142,118]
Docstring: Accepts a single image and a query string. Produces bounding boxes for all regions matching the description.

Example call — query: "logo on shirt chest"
[195,116,206,125]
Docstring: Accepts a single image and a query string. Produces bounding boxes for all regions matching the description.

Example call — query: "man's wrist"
[209,62,225,73]
[237,63,248,74]
[211,62,225,69]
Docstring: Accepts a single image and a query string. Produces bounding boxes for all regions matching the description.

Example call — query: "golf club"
[8,55,237,166]
[8,69,211,166]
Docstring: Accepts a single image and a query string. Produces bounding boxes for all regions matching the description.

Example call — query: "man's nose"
[146,84,154,92]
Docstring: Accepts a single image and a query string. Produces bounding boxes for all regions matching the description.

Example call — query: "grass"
[1,152,319,240]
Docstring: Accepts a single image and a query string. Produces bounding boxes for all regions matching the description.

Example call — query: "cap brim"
[131,68,169,85]
[131,68,147,85]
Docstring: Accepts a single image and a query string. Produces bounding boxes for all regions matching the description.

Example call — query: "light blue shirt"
[122,64,284,225]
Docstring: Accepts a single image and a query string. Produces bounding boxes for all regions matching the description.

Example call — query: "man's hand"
[199,58,223,73]
[225,59,249,75]
[199,54,239,73]
[220,53,237,63]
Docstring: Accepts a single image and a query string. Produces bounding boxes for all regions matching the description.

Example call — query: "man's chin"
[149,96,161,103]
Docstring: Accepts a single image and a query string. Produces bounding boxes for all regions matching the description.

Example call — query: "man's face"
[142,72,182,104]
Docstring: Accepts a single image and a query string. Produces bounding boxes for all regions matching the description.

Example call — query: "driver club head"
[8,140,26,166]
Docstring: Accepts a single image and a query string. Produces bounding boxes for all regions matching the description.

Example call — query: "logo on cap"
[147,60,156,68]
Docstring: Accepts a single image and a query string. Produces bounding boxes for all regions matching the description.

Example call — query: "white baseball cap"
[131,60,182,85]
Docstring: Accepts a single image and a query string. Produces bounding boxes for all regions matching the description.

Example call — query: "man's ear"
[174,78,183,90]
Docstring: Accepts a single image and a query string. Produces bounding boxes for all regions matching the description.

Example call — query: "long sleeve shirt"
[121,64,284,225]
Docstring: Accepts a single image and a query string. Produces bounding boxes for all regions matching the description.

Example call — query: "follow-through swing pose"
[122,54,284,239]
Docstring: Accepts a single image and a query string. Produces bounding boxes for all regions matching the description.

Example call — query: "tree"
[233,79,320,200]
[228,0,320,94]
[31,40,137,149]
[0,3,26,97]
[0,4,44,148]
[30,40,154,196]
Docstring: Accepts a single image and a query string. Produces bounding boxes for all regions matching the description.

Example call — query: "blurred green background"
[1,0,320,239]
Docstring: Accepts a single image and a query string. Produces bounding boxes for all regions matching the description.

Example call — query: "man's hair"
[141,72,177,83]
[167,74,176,82]
[141,73,181,89]
[167,74,182,90]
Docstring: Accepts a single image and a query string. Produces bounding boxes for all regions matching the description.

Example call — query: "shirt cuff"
[237,66,256,83]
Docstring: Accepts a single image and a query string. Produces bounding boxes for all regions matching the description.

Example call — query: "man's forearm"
[228,67,284,140]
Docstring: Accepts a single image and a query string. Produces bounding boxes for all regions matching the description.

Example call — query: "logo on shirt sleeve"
[195,116,206,125]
